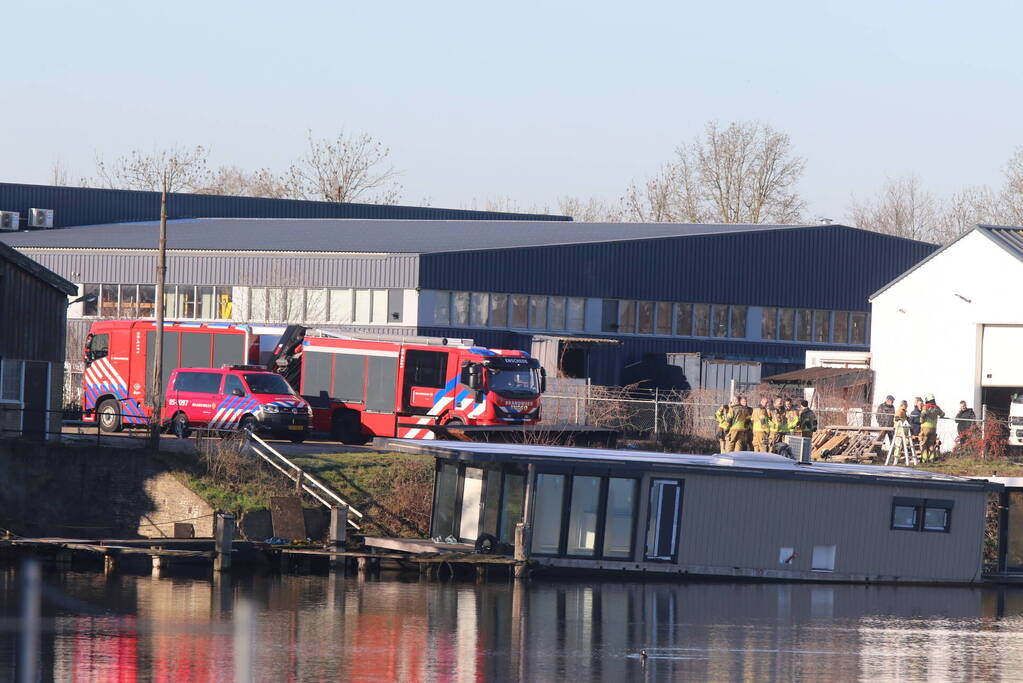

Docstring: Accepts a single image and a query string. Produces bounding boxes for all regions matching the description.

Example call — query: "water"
[3,565,1023,682]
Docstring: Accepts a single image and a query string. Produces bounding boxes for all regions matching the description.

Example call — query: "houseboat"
[374,440,999,584]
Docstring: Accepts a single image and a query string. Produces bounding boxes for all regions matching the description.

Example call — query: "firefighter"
[796,399,818,438]
[715,403,731,454]
[751,397,772,452]
[726,395,753,452]
[920,393,946,462]
[784,398,800,437]
[769,397,788,449]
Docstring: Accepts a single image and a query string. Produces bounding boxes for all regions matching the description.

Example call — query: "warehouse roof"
[870,224,1023,300]
[0,218,820,254]
[378,440,997,492]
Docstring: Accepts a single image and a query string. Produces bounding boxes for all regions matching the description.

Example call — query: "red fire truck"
[269,326,545,443]
[82,320,258,431]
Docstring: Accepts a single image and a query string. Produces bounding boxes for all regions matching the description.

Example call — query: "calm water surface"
[3,565,1023,682]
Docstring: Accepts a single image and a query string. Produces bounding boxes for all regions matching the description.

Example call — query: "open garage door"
[982,326,1023,386]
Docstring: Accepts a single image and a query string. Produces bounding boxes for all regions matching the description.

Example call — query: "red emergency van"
[164,366,311,442]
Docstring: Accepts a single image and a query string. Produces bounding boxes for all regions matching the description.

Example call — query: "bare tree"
[999,146,1023,225]
[934,186,1001,244]
[201,165,291,199]
[624,121,806,224]
[557,196,623,222]
[284,129,402,204]
[89,145,212,193]
[849,175,940,242]
[50,158,70,186]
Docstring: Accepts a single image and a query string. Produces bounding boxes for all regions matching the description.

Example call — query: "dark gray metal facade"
[0,244,75,363]
[419,225,937,311]
[0,182,568,229]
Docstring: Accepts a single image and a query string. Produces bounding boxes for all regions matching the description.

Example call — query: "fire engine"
[82,320,258,431]
[269,326,545,443]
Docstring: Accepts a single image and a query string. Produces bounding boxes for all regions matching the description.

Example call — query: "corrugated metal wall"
[0,183,570,228]
[19,250,419,289]
[419,225,937,311]
[0,257,68,362]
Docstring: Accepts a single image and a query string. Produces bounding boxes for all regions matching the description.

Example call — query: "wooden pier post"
[329,505,348,569]
[514,523,530,579]
[150,546,166,576]
[103,553,117,575]
[214,513,235,573]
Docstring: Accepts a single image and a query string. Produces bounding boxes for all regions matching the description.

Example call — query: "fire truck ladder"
[246,433,364,530]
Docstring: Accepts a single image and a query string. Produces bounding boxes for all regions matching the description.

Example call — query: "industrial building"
[1,216,936,387]
[0,241,77,437]
[871,224,1023,446]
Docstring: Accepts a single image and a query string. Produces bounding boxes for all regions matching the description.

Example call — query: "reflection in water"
[3,565,1023,682]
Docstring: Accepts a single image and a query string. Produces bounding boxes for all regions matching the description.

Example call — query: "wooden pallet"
[812,426,890,462]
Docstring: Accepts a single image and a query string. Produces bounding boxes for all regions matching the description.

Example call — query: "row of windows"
[532,473,638,559]
[431,290,869,344]
[891,497,952,533]
[761,307,868,345]
[79,284,404,325]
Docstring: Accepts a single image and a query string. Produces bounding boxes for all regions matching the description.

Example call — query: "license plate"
[288,425,305,431]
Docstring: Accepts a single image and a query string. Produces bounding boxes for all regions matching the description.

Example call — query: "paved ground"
[58,424,375,457]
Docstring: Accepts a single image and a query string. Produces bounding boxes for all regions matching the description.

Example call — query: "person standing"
[955,400,977,445]
[919,393,946,462]
[726,396,753,452]
[908,397,923,437]
[715,403,731,454]
[784,398,800,437]
[796,400,818,438]
[769,396,788,449]
[751,397,772,452]
[876,395,895,428]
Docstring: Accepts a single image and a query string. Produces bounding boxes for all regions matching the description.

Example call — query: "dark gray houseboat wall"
[0,182,569,229]
[418,225,936,310]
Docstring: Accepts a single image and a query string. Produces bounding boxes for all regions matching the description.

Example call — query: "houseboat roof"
[380,440,1000,492]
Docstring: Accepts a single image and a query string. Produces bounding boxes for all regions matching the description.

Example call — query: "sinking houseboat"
[375,440,999,584]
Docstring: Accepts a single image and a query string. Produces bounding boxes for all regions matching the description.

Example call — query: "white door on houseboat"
[645,479,683,561]
[459,467,484,541]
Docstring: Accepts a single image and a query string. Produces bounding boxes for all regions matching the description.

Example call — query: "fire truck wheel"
[331,411,364,445]
[239,415,257,434]
[97,399,123,433]
[172,413,191,439]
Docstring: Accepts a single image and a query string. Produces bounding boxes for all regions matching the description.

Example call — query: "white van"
[1010,394,1023,450]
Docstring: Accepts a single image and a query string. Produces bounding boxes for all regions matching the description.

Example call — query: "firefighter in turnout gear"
[920,393,945,462]
[784,398,800,437]
[752,397,772,452]
[769,397,788,448]
[726,396,753,452]
[715,403,731,454]
[796,399,818,438]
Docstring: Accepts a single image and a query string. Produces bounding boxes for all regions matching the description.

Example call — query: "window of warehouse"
[1,359,23,402]
[470,293,489,326]
[655,302,672,335]
[453,292,470,326]
[354,289,372,323]
[850,313,868,345]
[693,304,710,336]
[267,289,286,322]
[139,285,157,318]
[730,306,747,338]
[120,285,139,317]
[549,297,567,330]
[529,296,547,329]
[250,288,267,321]
[814,310,830,343]
[490,294,508,327]
[637,301,654,335]
[567,298,585,331]
[833,312,849,343]
[287,289,305,323]
[676,303,693,336]
[330,289,353,324]
[81,284,100,316]
[433,291,451,325]
[601,300,618,333]
[618,300,636,334]
[305,289,327,323]
[510,295,529,328]
[761,307,777,340]
[712,305,728,338]
[101,284,118,317]
[778,308,795,340]
[796,309,812,342]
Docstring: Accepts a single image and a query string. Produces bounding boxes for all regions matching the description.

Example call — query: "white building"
[870,225,1023,446]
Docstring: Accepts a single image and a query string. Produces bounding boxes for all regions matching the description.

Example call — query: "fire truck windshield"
[486,368,539,397]
[243,373,296,396]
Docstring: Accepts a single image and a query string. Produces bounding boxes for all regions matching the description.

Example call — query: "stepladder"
[887,422,918,466]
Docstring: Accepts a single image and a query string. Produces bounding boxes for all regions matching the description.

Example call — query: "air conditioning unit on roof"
[0,211,19,231]
[28,208,53,229]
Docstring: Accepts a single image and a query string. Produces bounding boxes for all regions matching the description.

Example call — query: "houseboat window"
[499,473,524,544]
[603,478,637,559]
[923,499,953,532]
[459,468,484,541]
[566,476,602,556]
[482,470,502,536]
[531,474,566,554]
[891,504,919,530]
[432,462,459,539]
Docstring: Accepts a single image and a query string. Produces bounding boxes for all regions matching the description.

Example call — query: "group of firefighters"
[714,396,818,454]
[874,393,955,462]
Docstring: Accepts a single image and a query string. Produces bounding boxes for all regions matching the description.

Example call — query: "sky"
[4,1,1022,221]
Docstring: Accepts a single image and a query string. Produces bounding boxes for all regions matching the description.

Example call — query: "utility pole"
[149,175,168,450]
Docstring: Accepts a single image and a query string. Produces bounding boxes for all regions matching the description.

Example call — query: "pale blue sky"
[4,1,1021,220]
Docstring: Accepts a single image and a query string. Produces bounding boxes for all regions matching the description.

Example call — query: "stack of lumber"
[811,426,891,462]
